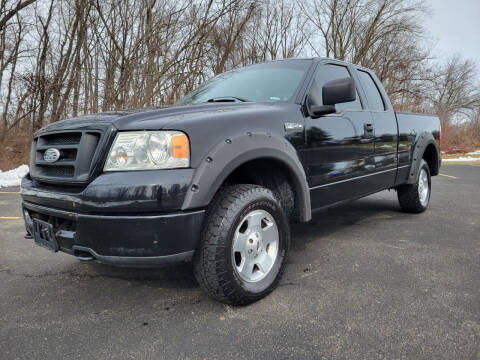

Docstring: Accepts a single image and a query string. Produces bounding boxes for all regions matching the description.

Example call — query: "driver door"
[304,63,375,209]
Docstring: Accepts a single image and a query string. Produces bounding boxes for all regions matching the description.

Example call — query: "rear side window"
[312,64,362,112]
[357,70,385,111]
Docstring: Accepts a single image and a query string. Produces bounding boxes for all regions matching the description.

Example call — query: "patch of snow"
[443,156,480,162]
[0,165,29,188]
[467,150,480,155]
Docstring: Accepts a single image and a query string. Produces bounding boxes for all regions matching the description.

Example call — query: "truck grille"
[30,130,104,184]
[41,132,82,146]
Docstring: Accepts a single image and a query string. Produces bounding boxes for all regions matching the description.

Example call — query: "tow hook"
[75,250,95,261]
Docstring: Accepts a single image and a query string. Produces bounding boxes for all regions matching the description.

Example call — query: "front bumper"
[22,201,205,267]
[21,168,194,213]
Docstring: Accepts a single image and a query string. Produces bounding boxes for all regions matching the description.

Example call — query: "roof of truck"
[262,57,353,66]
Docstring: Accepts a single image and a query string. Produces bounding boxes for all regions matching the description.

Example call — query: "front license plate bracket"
[33,219,59,252]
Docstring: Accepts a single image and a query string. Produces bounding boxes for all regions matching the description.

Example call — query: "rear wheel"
[397,159,431,213]
[193,184,290,305]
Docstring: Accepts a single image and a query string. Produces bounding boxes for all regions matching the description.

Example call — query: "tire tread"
[397,159,430,213]
[193,184,288,305]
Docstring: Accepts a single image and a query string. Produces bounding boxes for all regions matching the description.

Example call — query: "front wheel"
[193,184,290,305]
[397,159,431,213]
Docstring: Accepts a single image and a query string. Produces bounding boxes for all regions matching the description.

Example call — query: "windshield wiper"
[206,96,249,103]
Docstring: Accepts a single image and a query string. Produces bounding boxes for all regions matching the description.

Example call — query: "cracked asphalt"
[1,164,479,359]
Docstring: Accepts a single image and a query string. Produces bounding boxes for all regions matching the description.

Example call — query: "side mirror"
[307,77,356,118]
[308,104,336,117]
[322,77,356,105]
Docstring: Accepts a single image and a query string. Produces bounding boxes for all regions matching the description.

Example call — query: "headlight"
[104,131,189,171]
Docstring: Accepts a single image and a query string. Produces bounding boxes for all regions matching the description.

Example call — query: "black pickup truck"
[21,58,441,305]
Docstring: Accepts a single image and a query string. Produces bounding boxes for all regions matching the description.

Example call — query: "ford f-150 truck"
[21,58,441,305]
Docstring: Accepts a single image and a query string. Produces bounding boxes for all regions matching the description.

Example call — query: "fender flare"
[181,132,312,222]
[407,131,440,184]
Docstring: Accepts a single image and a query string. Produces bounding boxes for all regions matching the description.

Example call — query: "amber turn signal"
[171,134,189,159]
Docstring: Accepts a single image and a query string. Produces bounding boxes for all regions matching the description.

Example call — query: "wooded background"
[1,0,479,169]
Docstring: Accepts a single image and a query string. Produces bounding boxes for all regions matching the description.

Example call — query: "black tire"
[193,184,290,305]
[397,159,431,213]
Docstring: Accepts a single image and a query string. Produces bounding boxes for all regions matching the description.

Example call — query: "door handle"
[364,123,374,138]
[364,123,374,131]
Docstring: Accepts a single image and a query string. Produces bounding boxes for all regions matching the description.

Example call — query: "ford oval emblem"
[43,148,61,163]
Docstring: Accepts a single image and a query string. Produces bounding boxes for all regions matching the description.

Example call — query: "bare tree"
[1,9,23,134]
[0,0,37,32]
[429,55,480,125]
[1,0,480,168]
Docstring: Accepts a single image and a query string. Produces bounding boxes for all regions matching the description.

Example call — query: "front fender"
[181,132,311,222]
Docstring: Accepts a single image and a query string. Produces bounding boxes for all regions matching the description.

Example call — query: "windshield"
[177,60,311,105]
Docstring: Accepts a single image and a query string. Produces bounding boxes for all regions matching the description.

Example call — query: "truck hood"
[36,102,277,134]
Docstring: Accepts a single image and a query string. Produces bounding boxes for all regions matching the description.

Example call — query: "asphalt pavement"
[0,164,479,359]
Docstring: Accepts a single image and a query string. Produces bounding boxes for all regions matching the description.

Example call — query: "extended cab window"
[312,64,362,112]
[177,60,310,105]
[357,70,385,111]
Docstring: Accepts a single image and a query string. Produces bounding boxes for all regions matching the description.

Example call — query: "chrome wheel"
[418,168,430,206]
[232,209,279,283]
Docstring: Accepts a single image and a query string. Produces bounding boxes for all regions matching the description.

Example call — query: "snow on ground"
[443,156,480,162]
[467,150,480,155]
[0,165,29,188]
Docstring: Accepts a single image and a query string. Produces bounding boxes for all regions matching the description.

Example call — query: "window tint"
[357,70,385,111]
[312,64,362,112]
